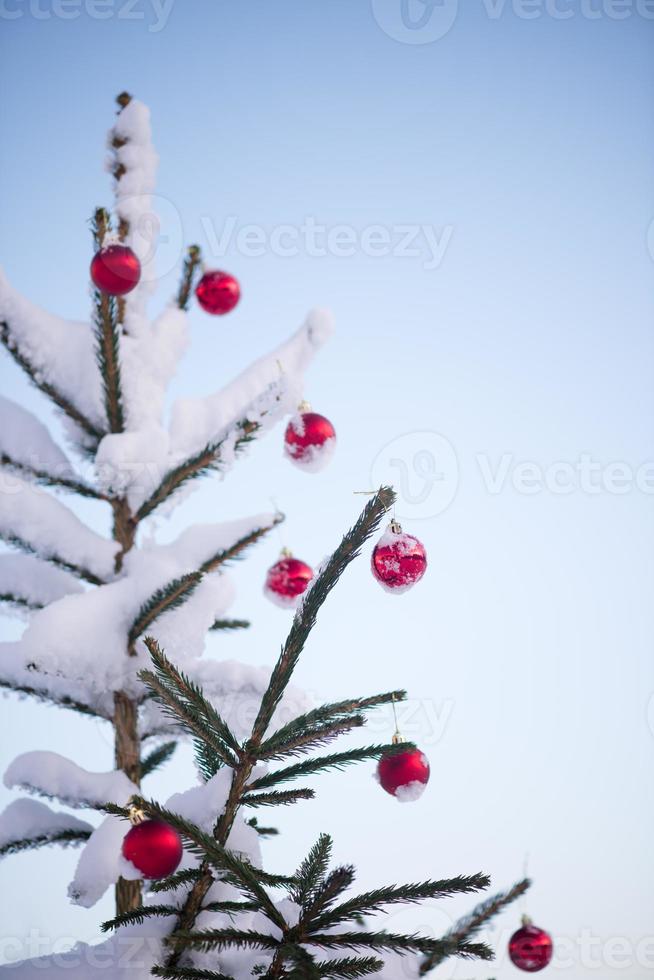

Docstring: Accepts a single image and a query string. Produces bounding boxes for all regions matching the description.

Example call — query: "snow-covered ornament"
[90,244,141,296]
[121,806,182,880]
[371,520,427,593]
[264,549,313,608]
[377,742,430,802]
[195,269,241,315]
[284,402,336,472]
[509,918,553,972]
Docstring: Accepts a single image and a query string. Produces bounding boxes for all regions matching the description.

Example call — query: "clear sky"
[1,2,653,977]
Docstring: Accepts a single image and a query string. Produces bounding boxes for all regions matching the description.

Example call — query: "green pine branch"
[310,874,491,933]
[0,592,41,613]
[149,868,205,894]
[1,321,104,448]
[129,520,279,649]
[0,827,91,858]
[153,969,235,980]
[159,488,397,971]
[0,453,106,500]
[301,932,491,958]
[135,421,260,522]
[177,245,202,310]
[101,903,179,932]
[0,677,108,719]
[242,788,315,808]
[259,691,406,759]
[141,740,177,778]
[245,744,402,793]
[166,928,279,953]
[302,866,356,923]
[248,487,395,747]
[140,639,241,775]
[290,834,333,906]
[91,208,125,433]
[419,878,530,975]
[104,796,286,931]
[258,717,365,761]
[0,531,105,586]
[310,956,384,978]
[210,618,251,632]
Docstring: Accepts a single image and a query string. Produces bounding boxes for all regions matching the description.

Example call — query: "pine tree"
[0,95,528,978]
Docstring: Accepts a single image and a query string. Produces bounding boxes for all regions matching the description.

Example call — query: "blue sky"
[1,3,654,976]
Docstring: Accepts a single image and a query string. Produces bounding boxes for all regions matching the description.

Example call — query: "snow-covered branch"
[0,798,92,858]
[0,475,118,584]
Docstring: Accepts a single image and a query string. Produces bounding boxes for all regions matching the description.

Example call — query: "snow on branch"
[4,752,137,810]
[132,309,333,520]
[0,641,112,718]
[127,515,281,650]
[0,396,102,499]
[0,553,83,614]
[109,95,159,341]
[0,798,92,858]
[0,514,280,710]
[169,308,333,460]
[0,272,106,449]
[0,474,118,584]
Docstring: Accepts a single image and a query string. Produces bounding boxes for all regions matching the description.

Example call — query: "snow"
[0,798,92,850]
[69,814,139,907]
[95,424,170,501]
[0,269,105,440]
[284,434,336,473]
[394,779,428,803]
[4,752,138,809]
[0,474,119,580]
[0,553,84,608]
[0,95,338,973]
[0,513,314,717]
[263,583,302,609]
[0,395,71,475]
[169,308,333,460]
[111,99,159,342]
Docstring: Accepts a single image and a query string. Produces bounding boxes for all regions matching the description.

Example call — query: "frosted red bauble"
[508,923,553,972]
[265,555,313,608]
[122,819,182,880]
[284,411,336,472]
[371,523,427,593]
[90,244,141,296]
[195,270,240,315]
[377,747,430,802]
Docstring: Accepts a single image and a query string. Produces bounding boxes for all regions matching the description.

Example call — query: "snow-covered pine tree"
[0,93,332,915]
[0,95,529,978]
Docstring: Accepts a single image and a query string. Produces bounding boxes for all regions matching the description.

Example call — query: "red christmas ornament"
[284,404,336,472]
[377,744,430,802]
[195,270,241,315]
[509,919,553,972]
[122,818,183,880]
[90,244,141,296]
[371,521,427,593]
[264,551,313,608]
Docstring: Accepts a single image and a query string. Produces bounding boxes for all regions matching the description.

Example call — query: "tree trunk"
[112,497,142,914]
